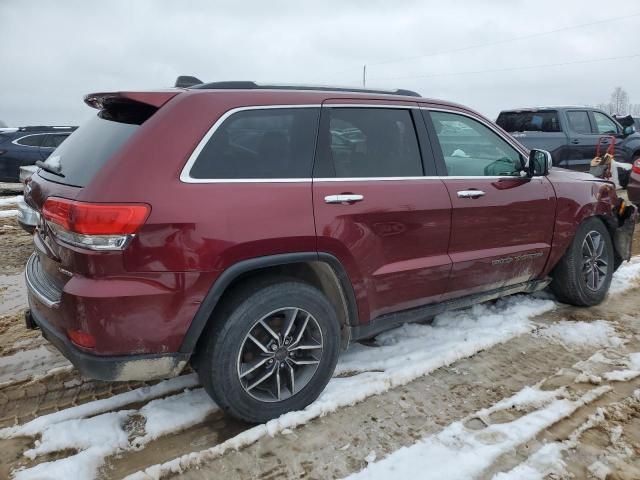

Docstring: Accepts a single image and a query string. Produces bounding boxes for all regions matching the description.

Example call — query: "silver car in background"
[17,164,39,233]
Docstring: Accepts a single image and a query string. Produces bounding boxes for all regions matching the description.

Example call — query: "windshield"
[496,111,561,133]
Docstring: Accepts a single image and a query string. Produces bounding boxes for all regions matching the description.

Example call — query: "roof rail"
[189,81,421,97]
[18,126,78,132]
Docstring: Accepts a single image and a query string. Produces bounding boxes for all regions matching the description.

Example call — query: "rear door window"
[496,111,561,133]
[317,107,423,178]
[189,108,319,179]
[566,111,592,134]
[430,111,523,177]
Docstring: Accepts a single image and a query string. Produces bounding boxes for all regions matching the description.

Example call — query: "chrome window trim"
[180,102,530,184]
[12,132,70,148]
[179,104,321,184]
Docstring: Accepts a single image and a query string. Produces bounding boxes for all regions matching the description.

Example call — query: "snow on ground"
[491,407,606,480]
[534,320,623,349]
[7,385,215,480]
[336,296,554,376]
[0,209,18,218]
[342,385,610,480]
[0,373,200,439]
[609,256,640,294]
[0,195,22,207]
[133,388,218,447]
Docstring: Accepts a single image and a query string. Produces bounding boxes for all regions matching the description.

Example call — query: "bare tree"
[610,87,629,115]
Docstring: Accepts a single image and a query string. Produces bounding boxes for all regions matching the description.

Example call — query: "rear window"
[189,108,319,179]
[38,110,144,187]
[496,111,561,133]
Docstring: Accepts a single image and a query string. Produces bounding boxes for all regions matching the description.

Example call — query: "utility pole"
[362,64,367,88]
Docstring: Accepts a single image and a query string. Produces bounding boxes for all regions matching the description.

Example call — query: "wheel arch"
[179,252,359,355]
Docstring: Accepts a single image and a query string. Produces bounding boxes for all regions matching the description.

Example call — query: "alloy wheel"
[581,230,608,291]
[237,307,323,402]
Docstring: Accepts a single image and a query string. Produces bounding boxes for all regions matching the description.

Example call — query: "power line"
[366,11,640,68]
[368,53,640,82]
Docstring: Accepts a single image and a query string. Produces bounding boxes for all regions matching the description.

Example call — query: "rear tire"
[197,280,341,423]
[550,217,614,306]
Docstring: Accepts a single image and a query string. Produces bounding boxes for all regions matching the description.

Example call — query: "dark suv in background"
[0,126,76,182]
[23,82,635,423]
[496,107,640,172]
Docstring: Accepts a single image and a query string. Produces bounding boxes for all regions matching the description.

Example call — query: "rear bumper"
[26,307,189,381]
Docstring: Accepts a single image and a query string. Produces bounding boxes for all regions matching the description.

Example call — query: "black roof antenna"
[175,76,203,88]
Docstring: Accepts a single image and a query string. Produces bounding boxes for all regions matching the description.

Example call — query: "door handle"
[457,190,485,199]
[324,194,364,204]
[571,139,580,144]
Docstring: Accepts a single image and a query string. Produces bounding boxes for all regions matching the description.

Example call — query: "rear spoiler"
[84,91,179,110]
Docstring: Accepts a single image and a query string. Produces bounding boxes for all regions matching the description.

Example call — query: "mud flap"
[613,204,637,263]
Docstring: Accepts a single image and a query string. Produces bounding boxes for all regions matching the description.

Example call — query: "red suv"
[24,81,636,422]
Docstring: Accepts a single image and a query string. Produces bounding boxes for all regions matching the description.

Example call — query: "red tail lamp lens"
[43,198,150,235]
[633,159,640,175]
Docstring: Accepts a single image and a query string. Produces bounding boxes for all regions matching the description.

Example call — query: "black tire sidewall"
[563,218,614,305]
[200,281,341,423]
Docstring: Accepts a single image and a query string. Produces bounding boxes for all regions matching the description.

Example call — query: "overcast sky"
[1,0,639,126]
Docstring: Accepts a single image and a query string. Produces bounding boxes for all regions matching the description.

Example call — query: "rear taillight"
[633,159,640,174]
[42,197,150,251]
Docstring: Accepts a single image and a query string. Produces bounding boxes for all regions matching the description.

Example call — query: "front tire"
[550,217,614,306]
[198,280,341,423]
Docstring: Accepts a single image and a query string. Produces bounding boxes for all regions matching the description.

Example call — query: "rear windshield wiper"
[36,160,65,178]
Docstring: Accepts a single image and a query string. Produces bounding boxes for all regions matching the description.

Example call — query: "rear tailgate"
[24,90,178,318]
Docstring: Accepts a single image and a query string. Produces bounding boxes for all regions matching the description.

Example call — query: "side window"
[566,111,592,134]
[593,112,619,135]
[190,108,319,179]
[322,108,423,178]
[430,111,523,177]
[16,134,44,147]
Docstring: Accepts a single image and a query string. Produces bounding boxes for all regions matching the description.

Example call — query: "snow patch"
[609,256,640,294]
[342,386,609,480]
[0,209,18,218]
[535,320,622,349]
[0,195,22,206]
[132,388,217,447]
[0,373,200,439]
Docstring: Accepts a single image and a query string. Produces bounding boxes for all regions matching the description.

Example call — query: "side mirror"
[623,125,635,136]
[527,149,552,176]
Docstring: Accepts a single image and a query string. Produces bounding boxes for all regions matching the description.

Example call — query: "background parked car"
[0,126,76,182]
[496,107,640,175]
[16,164,39,233]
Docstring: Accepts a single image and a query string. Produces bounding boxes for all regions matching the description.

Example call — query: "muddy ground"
[0,196,639,479]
